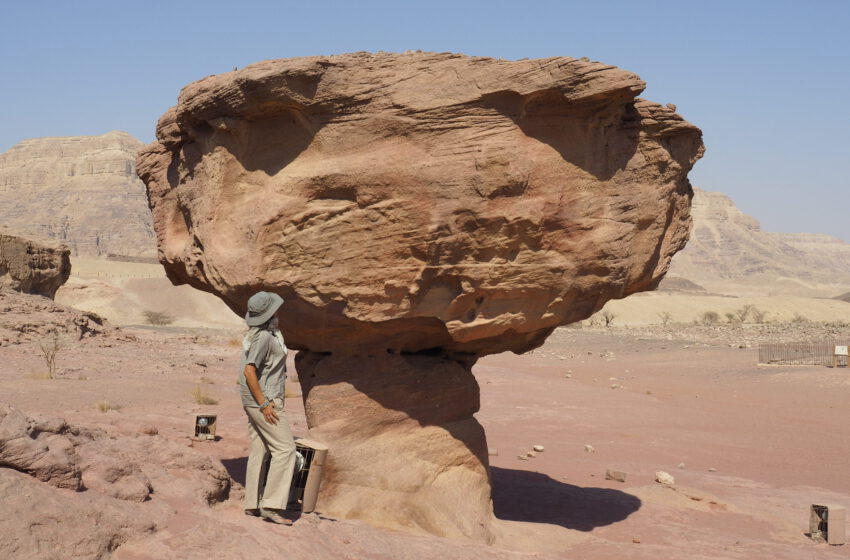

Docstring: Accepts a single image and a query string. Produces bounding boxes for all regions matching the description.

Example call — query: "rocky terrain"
[0,131,155,259]
[137,51,704,541]
[668,188,850,297]
[0,229,71,299]
[2,52,848,560]
[0,294,848,559]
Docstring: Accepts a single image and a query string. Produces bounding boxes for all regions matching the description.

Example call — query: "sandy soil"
[2,318,849,559]
[599,291,850,327]
[55,258,243,329]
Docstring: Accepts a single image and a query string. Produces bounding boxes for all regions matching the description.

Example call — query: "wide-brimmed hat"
[245,291,284,326]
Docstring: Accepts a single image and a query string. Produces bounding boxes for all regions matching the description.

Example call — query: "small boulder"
[606,469,627,483]
[655,471,675,486]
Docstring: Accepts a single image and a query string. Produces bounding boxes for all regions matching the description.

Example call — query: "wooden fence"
[758,340,850,367]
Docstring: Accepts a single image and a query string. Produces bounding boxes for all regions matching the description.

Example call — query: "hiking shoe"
[260,508,293,525]
[244,509,260,517]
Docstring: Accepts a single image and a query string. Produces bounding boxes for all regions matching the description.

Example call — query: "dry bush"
[227,337,242,348]
[750,307,767,323]
[790,312,809,324]
[735,304,755,323]
[191,385,218,405]
[701,311,720,325]
[38,332,63,379]
[602,310,616,327]
[199,376,215,384]
[139,425,159,436]
[95,401,122,413]
[658,311,673,326]
[143,310,174,326]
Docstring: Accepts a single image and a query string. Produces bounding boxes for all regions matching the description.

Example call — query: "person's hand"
[262,402,279,425]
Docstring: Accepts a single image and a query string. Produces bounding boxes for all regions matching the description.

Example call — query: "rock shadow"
[476,90,641,182]
[221,457,247,488]
[491,466,641,531]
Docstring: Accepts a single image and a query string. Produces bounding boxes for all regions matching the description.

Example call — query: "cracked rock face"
[137,52,703,540]
[0,229,71,299]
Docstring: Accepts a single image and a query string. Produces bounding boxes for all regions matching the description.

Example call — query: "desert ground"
[3,266,850,558]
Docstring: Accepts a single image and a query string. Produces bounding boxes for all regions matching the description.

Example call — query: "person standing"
[238,291,296,525]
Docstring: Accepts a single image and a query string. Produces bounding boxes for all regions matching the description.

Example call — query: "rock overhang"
[137,51,703,356]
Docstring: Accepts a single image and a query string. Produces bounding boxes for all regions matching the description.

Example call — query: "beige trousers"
[244,398,297,510]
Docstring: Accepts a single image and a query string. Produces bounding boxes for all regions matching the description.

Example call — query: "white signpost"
[833,346,848,368]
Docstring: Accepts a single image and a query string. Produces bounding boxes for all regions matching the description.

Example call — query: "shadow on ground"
[221,457,247,487]
[491,467,641,531]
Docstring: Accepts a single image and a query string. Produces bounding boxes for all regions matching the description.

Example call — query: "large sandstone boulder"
[0,131,156,259]
[0,229,71,299]
[137,52,703,540]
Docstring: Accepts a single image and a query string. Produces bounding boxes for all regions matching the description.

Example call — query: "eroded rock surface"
[668,187,850,296]
[0,131,155,259]
[137,51,703,540]
[0,287,109,347]
[0,229,71,299]
[0,405,231,559]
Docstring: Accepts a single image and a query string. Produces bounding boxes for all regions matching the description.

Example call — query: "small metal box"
[291,437,328,513]
[810,504,846,545]
[193,414,217,440]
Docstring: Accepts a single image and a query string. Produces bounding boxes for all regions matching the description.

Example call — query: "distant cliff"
[669,188,850,296]
[0,131,155,258]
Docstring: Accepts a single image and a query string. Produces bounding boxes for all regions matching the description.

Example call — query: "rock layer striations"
[137,52,703,540]
[0,131,156,259]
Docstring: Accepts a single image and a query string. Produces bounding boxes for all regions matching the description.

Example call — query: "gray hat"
[245,291,284,326]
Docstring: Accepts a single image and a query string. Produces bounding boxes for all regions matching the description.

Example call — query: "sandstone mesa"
[0,131,155,259]
[137,52,703,540]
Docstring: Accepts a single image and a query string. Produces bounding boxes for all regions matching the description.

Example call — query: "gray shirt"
[238,329,287,407]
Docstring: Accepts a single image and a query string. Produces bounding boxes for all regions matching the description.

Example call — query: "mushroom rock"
[137,52,703,541]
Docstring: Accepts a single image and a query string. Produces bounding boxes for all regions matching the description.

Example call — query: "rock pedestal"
[296,351,492,540]
[136,51,704,540]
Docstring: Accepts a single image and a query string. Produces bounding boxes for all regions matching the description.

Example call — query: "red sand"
[2,325,848,559]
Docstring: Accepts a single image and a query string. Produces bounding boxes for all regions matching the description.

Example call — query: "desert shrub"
[735,304,755,323]
[227,337,242,348]
[191,385,218,405]
[200,376,215,384]
[658,311,672,326]
[790,312,809,324]
[95,401,122,413]
[701,311,720,325]
[38,332,63,379]
[725,312,737,324]
[139,425,159,436]
[750,307,767,323]
[143,310,174,326]
[602,310,616,327]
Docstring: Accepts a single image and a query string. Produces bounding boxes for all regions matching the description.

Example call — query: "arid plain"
[0,251,848,558]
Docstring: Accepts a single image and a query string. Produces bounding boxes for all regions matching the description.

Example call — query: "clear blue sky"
[2,0,848,241]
